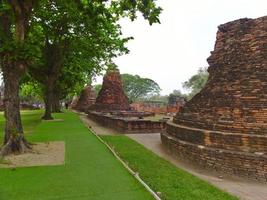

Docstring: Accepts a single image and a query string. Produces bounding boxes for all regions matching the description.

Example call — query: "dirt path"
[79,114,267,200]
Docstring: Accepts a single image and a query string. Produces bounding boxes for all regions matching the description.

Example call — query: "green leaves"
[0,1,11,13]
[1,0,162,103]
[183,67,209,99]
[110,0,162,24]
[121,73,161,102]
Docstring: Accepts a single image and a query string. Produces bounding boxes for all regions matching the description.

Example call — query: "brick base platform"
[161,122,267,182]
[88,111,166,134]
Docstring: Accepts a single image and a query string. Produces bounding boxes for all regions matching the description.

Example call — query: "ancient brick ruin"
[74,86,96,112]
[167,95,186,114]
[131,101,167,114]
[131,96,186,115]
[162,16,267,181]
[88,111,166,133]
[87,69,166,133]
[89,69,131,111]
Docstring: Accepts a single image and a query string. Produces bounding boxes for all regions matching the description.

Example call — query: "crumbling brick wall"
[174,16,267,134]
[162,16,267,181]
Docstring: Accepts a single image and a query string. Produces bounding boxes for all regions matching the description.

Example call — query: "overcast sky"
[95,0,266,95]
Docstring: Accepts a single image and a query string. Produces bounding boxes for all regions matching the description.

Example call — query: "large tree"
[28,0,130,119]
[121,74,161,102]
[0,0,37,155]
[29,0,162,119]
[0,0,162,155]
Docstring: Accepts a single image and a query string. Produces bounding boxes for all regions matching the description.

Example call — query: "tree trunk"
[0,0,36,156]
[0,66,31,156]
[52,89,62,113]
[42,82,54,120]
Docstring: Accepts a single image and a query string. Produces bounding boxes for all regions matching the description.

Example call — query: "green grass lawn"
[101,136,239,200]
[0,110,153,200]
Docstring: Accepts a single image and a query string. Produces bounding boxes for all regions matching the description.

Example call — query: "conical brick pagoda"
[74,85,96,112]
[89,69,131,111]
[87,69,164,133]
[162,16,267,181]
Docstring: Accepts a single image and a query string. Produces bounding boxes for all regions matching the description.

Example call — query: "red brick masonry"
[162,16,267,182]
[74,86,96,112]
[162,130,267,182]
[89,69,131,111]
[88,111,166,134]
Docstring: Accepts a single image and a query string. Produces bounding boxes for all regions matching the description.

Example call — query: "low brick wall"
[88,111,166,134]
[110,111,155,118]
[166,122,267,153]
[161,133,267,182]
[162,128,267,182]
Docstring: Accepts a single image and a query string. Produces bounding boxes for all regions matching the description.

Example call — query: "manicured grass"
[0,110,42,143]
[0,110,153,200]
[101,135,239,200]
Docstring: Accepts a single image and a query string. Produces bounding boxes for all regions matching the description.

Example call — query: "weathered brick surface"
[88,111,166,133]
[174,16,267,134]
[162,133,267,182]
[110,110,154,118]
[166,122,267,153]
[162,16,267,181]
[74,86,96,112]
[87,69,164,132]
[89,69,131,111]
[131,97,185,115]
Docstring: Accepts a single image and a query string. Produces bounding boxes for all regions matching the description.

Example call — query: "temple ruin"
[89,69,131,111]
[87,69,166,133]
[131,96,186,115]
[162,16,267,181]
[74,86,96,112]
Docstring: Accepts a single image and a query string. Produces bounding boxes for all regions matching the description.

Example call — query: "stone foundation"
[161,132,267,182]
[88,111,166,134]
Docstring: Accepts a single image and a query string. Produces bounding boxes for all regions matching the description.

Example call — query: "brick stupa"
[89,69,131,111]
[74,86,96,112]
[162,16,267,181]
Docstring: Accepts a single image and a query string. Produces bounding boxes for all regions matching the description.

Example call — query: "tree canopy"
[121,73,161,102]
[0,0,162,155]
[183,67,209,99]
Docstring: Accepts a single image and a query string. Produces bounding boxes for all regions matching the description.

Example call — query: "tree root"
[42,115,54,120]
[0,135,32,157]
